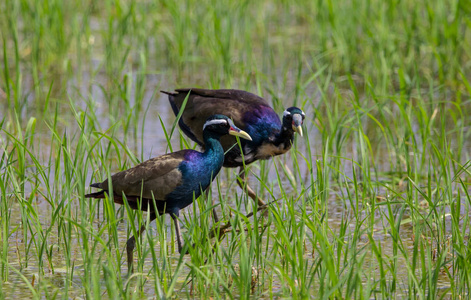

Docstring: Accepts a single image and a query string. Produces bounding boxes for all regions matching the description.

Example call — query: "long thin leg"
[212,207,220,223]
[126,212,157,273]
[170,213,184,253]
[208,168,267,239]
[237,166,266,206]
[207,187,219,224]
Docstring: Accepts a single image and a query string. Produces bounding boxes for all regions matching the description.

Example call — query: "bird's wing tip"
[84,190,106,198]
[160,90,177,96]
[90,182,101,188]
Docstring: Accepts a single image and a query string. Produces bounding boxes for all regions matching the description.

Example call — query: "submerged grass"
[1,0,471,298]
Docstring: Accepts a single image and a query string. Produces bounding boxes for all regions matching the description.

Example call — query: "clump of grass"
[1,0,470,298]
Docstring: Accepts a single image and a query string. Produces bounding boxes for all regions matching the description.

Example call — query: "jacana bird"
[162,88,305,207]
[85,115,252,271]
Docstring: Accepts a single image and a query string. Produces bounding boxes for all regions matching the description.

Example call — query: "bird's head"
[283,107,305,137]
[203,115,252,141]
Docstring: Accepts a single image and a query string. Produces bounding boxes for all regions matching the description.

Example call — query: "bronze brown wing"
[164,88,270,150]
[96,151,186,200]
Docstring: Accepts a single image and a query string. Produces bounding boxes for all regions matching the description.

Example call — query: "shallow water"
[1,78,466,297]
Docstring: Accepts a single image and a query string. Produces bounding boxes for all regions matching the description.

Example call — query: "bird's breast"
[165,151,223,210]
[255,142,291,159]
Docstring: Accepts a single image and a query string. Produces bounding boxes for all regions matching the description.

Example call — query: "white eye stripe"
[283,109,305,117]
[203,119,228,130]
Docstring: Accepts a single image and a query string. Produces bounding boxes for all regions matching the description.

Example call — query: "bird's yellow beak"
[229,128,252,141]
[292,124,303,137]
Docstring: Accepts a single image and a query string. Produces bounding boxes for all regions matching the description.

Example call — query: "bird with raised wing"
[162,88,305,206]
[85,114,252,271]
